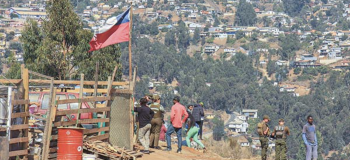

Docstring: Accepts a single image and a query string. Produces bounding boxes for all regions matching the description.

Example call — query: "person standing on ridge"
[271,119,290,160]
[192,102,204,140]
[149,95,165,150]
[165,96,188,153]
[134,98,154,154]
[257,115,270,160]
[302,115,318,160]
[199,102,205,140]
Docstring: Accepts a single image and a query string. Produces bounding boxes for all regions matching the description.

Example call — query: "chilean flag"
[89,8,130,52]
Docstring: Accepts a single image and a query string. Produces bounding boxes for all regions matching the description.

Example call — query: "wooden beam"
[0,79,129,86]
[10,137,29,144]
[22,67,30,152]
[86,133,109,141]
[53,118,109,127]
[84,127,109,134]
[11,112,29,118]
[12,99,30,105]
[42,81,55,160]
[76,74,84,127]
[94,62,99,108]
[9,149,28,157]
[56,96,110,104]
[110,89,133,94]
[0,79,22,84]
[0,124,30,131]
[29,79,128,86]
[28,70,52,79]
[55,107,110,116]
[99,76,112,135]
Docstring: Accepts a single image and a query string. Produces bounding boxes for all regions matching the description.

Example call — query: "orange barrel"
[57,127,85,160]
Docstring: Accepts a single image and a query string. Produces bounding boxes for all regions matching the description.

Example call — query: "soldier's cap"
[279,118,284,122]
[263,115,270,120]
[173,96,180,102]
[153,94,160,100]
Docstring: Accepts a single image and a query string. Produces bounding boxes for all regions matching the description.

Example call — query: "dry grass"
[204,137,254,160]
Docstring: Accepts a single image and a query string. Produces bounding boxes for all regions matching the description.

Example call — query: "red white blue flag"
[89,8,130,52]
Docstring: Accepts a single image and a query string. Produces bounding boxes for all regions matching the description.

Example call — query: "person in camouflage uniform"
[257,115,270,160]
[149,95,165,149]
[272,119,290,160]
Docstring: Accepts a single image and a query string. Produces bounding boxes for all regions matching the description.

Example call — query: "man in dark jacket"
[191,104,204,139]
[134,98,154,154]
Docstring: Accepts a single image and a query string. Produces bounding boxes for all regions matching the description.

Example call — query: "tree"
[282,0,309,17]
[6,31,14,41]
[150,21,159,35]
[279,34,301,60]
[236,30,245,40]
[321,0,328,4]
[20,0,122,80]
[165,30,176,46]
[192,28,200,45]
[213,17,220,27]
[234,0,257,26]
[9,42,23,53]
[147,0,153,8]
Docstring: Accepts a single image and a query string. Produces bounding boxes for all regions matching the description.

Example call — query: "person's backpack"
[275,126,285,138]
[257,122,263,136]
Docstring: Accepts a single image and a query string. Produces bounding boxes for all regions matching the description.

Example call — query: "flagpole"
[129,3,133,82]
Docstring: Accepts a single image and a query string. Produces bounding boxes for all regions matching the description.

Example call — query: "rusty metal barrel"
[57,127,85,160]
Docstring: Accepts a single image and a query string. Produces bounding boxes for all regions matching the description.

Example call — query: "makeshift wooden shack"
[0,66,136,160]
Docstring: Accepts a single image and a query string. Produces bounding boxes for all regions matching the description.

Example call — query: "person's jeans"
[166,123,182,151]
[305,144,318,160]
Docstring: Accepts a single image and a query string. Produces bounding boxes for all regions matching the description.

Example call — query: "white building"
[241,109,258,119]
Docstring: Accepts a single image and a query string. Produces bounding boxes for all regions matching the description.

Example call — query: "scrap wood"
[83,140,143,159]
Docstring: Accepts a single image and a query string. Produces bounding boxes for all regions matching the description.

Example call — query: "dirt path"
[140,141,221,160]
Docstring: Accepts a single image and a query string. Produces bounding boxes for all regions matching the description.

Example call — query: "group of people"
[134,95,206,154]
[258,115,318,160]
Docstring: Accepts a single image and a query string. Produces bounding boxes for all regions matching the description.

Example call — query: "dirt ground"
[139,141,260,160]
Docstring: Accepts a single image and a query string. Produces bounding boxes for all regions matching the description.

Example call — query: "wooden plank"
[56,96,110,104]
[84,127,109,134]
[110,89,133,94]
[42,82,55,160]
[99,76,112,135]
[29,79,128,86]
[11,112,29,118]
[86,133,109,141]
[10,137,29,144]
[0,79,22,84]
[0,137,9,159]
[96,104,105,108]
[56,107,110,116]
[53,88,108,93]
[22,67,30,151]
[0,79,129,86]
[76,74,84,127]
[28,70,52,79]
[0,125,29,131]
[9,149,28,157]
[130,67,137,149]
[94,62,99,109]
[53,118,109,127]
[12,99,30,105]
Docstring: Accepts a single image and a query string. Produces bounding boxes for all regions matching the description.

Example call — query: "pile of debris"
[84,140,143,160]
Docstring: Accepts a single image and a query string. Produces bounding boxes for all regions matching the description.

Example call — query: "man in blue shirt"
[302,115,318,160]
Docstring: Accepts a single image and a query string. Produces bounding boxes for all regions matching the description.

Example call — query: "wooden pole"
[130,67,137,148]
[76,74,84,127]
[21,66,29,155]
[94,62,99,108]
[111,65,118,82]
[42,79,55,160]
[128,4,133,82]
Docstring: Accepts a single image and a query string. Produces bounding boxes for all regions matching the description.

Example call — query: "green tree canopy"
[234,0,257,26]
